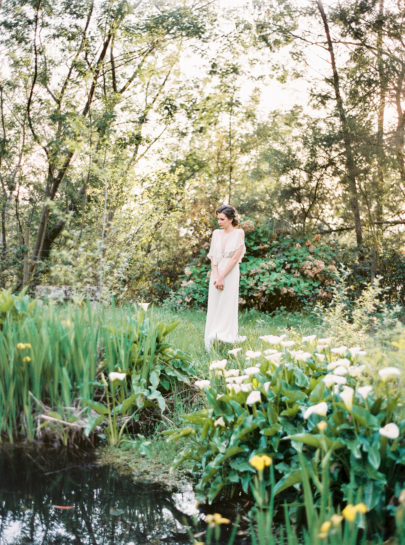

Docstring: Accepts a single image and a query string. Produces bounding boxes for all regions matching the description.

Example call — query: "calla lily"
[233,375,249,384]
[228,348,242,356]
[209,359,227,370]
[265,352,282,365]
[259,334,286,344]
[340,387,354,411]
[349,346,366,357]
[378,367,401,381]
[241,383,253,393]
[331,346,348,355]
[245,350,262,359]
[224,369,239,377]
[289,350,312,361]
[323,374,347,387]
[333,366,349,376]
[379,423,400,439]
[303,402,328,419]
[327,358,350,370]
[245,366,260,375]
[357,385,372,399]
[138,302,150,311]
[228,383,242,393]
[302,334,317,343]
[109,372,126,382]
[280,340,295,347]
[347,365,365,377]
[246,390,261,404]
[195,379,211,389]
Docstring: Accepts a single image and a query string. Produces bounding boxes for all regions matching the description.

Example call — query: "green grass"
[154,306,322,376]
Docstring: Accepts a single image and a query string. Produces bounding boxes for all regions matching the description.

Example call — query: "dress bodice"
[207,228,246,265]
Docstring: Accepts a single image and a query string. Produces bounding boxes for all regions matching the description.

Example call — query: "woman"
[204,205,246,351]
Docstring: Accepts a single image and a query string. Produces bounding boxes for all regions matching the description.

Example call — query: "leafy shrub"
[338,246,405,307]
[167,334,405,537]
[172,221,339,311]
[315,273,402,346]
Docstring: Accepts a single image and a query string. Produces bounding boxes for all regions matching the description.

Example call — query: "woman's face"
[217,212,233,229]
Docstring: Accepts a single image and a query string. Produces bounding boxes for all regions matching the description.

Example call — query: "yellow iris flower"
[249,454,272,471]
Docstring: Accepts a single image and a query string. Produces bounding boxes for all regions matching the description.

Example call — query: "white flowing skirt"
[204,257,246,350]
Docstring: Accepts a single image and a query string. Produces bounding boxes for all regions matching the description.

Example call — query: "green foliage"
[0,289,37,328]
[172,222,339,311]
[316,272,402,346]
[0,292,194,443]
[167,333,405,538]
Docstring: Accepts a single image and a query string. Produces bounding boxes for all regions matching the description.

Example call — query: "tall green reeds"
[0,297,187,442]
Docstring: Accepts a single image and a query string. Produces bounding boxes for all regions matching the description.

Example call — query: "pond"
[0,445,201,545]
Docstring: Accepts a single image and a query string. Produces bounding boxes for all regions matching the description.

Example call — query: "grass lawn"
[153,306,323,376]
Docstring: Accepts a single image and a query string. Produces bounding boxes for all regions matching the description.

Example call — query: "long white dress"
[204,228,246,350]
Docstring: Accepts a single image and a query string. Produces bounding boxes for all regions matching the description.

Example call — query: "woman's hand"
[214,275,225,291]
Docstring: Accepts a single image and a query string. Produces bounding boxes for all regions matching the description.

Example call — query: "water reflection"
[0,446,197,545]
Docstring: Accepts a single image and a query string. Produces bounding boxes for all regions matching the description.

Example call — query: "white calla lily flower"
[209,359,227,370]
[303,402,328,419]
[323,374,347,387]
[228,348,242,356]
[241,383,253,393]
[245,350,262,359]
[331,346,348,355]
[224,369,240,377]
[214,416,226,427]
[289,350,312,361]
[195,379,210,389]
[302,334,317,343]
[378,367,401,381]
[349,346,367,357]
[328,358,351,370]
[347,365,365,377]
[281,340,295,347]
[259,334,286,344]
[109,372,126,382]
[245,366,260,375]
[333,365,349,376]
[379,423,400,439]
[357,385,372,400]
[340,387,354,411]
[246,390,261,405]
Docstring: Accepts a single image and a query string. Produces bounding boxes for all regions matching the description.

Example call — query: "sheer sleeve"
[207,230,220,265]
[224,229,246,263]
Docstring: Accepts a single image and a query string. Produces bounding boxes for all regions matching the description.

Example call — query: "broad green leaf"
[273,470,303,496]
[286,433,344,451]
[85,400,110,415]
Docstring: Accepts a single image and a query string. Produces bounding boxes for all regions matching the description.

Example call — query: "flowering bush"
[168,334,405,535]
[172,223,339,311]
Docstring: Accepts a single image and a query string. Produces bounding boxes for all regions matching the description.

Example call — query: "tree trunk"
[316,0,363,247]
[376,0,386,226]
[394,65,405,183]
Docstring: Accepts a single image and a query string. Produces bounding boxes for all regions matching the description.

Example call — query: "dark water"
[0,446,199,545]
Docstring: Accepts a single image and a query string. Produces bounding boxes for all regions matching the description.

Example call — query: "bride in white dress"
[204,205,246,351]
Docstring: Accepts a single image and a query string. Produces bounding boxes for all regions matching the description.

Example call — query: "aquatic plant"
[0,292,194,444]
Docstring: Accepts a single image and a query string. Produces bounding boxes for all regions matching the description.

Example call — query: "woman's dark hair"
[216,204,239,226]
